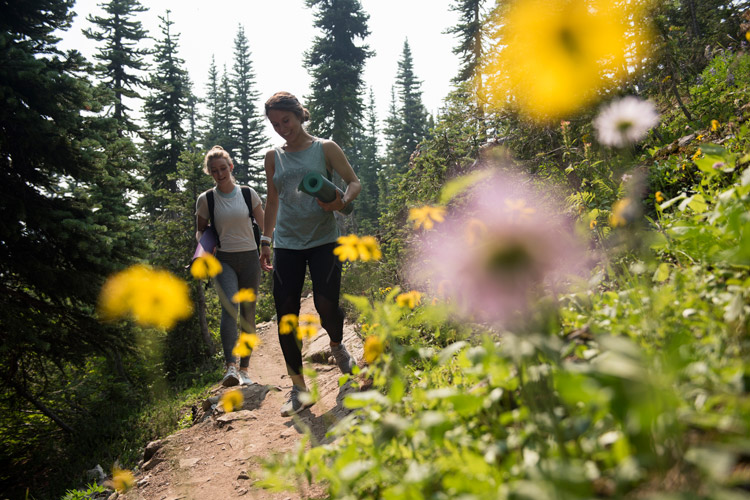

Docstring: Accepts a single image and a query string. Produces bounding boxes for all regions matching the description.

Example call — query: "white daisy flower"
[594,96,659,148]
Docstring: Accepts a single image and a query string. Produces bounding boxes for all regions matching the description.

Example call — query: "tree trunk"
[9,379,74,435]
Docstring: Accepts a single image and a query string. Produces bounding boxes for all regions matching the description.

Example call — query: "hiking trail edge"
[121,295,364,500]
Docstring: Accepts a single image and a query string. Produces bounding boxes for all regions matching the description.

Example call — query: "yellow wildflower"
[408,205,446,230]
[711,119,720,131]
[112,467,135,493]
[609,198,631,228]
[746,31,750,43]
[484,0,650,122]
[396,290,422,309]
[232,288,256,303]
[655,191,664,203]
[297,314,320,340]
[233,332,260,357]
[220,389,243,413]
[589,219,597,230]
[333,234,361,262]
[334,234,381,262]
[692,149,702,161]
[363,335,384,364]
[190,254,222,280]
[696,134,704,141]
[357,236,382,261]
[98,265,192,330]
[279,314,298,335]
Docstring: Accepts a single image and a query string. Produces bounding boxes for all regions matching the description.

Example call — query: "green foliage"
[304,0,373,149]
[378,87,488,283]
[259,44,750,498]
[61,482,107,500]
[141,10,193,212]
[83,0,150,133]
[231,25,268,191]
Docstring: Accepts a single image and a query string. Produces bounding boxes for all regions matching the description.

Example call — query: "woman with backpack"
[195,145,264,387]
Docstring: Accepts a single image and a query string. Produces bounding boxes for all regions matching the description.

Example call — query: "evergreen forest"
[3,0,750,498]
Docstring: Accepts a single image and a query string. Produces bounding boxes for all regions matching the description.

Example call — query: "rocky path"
[121,296,363,500]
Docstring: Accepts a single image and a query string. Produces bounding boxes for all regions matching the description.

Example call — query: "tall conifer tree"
[0,0,141,444]
[232,25,267,190]
[351,87,381,232]
[304,0,373,150]
[83,0,150,133]
[385,39,430,176]
[142,10,192,211]
[446,0,486,118]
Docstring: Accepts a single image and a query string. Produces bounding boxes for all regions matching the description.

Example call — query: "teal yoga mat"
[297,172,354,215]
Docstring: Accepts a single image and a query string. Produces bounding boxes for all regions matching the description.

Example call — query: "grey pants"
[214,250,261,367]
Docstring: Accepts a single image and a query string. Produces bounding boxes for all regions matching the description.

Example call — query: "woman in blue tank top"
[260,92,361,417]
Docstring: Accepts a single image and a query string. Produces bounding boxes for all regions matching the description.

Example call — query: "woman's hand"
[260,245,273,271]
[317,190,347,212]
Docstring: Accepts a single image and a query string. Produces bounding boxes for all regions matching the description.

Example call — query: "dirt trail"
[121,296,363,500]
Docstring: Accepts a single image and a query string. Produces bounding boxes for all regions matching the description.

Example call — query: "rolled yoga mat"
[297,171,354,215]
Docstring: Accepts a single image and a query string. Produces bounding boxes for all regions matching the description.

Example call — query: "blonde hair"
[265,91,310,123]
[203,145,232,175]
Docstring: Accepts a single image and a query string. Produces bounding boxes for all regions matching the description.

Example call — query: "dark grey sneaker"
[280,386,312,417]
[221,365,239,387]
[331,343,354,374]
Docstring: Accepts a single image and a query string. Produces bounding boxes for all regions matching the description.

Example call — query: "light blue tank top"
[273,139,339,250]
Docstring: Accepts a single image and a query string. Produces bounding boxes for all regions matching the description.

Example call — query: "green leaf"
[439,170,492,205]
[344,391,389,409]
[654,263,671,282]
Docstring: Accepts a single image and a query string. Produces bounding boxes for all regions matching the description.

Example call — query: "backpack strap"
[240,186,256,224]
[205,189,221,248]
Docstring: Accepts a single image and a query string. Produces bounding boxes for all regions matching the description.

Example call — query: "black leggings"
[273,242,344,376]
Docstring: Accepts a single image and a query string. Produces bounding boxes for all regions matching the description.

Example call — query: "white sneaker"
[238,370,253,386]
[222,365,239,387]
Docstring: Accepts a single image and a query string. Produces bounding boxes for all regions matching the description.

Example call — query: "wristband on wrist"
[260,235,272,243]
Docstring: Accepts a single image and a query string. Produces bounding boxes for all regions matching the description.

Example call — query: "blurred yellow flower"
[408,205,446,230]
[692,149,702,161]
[233,332,260,357]
[334,234,361,261]
[363,335,384,364]
[112,467,135,493]
[232,288,256,303]
[98,265,192,330]
[711,119,720,131]
[655,191,664,203]
[190,254,222,280]
[589,219,597,229]
[220,389,243,413]
[396,290,422,309]
[484,0,650,121]
[696,134,704,141]
[279,314,298,335]
[334,234,382,262]
[297,314,320,340]
[357,236,382,261]
[609,198,631,227]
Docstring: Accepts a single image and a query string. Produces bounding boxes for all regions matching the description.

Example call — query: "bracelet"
[260,241,271,247]
[260,235,272,243]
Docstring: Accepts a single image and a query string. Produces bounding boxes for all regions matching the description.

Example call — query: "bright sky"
[59,0,461,145]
